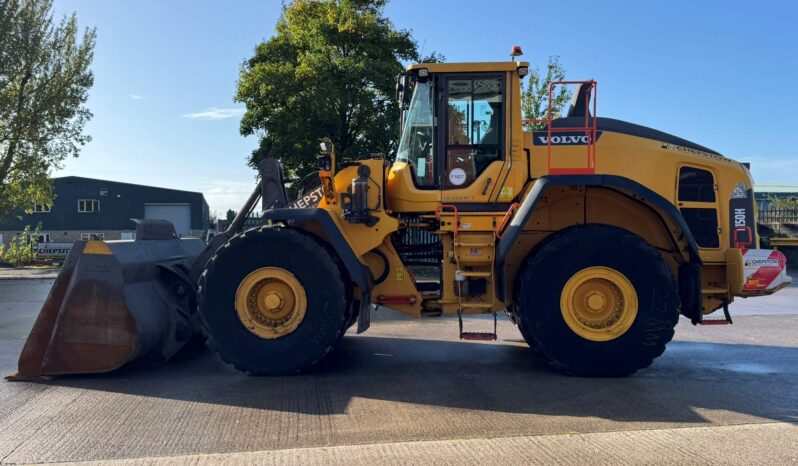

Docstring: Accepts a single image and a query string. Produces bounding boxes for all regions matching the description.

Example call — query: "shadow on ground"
[26,332,798,425]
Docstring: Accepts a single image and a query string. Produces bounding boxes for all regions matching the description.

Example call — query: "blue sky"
[52,0,798,215]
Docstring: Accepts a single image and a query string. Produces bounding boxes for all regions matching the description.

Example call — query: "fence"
[757,206,798,237]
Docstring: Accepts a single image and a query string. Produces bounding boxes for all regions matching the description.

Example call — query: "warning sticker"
[730,182,748,199]
[499,186,514,201]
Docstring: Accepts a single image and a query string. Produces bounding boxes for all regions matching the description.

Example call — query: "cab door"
[438,74,509,205]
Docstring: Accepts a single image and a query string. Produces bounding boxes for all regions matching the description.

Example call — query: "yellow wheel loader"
[13,54,791,379]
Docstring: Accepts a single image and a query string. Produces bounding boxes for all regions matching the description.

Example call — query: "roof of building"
[55,176,204,196]
[755,184,798,194]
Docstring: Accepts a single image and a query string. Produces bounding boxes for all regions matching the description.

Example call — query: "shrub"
[0,225,40,267]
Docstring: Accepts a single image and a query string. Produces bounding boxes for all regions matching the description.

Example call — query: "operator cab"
[387,61,530,212]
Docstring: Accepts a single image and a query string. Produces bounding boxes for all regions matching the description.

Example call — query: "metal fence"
[758,206,798,237]
[758,206,798,225]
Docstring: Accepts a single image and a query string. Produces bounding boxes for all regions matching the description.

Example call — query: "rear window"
[681,208,719,248]
[679,167,716,202]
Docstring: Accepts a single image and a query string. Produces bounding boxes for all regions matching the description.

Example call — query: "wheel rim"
[560,266,638,342]
[235,267,307,339]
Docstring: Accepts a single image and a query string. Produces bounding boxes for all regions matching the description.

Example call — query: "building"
[754,184,798,209]
[0,176,209,249]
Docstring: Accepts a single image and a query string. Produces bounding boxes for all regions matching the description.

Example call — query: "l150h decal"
[729,182,756,250]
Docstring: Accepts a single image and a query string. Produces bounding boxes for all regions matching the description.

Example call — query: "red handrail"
[435,204,459,239]
[523,80,597,175]
[495,203,521,239]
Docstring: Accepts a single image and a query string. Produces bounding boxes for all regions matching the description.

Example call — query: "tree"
[225,209,236,222]
[521,56,571,131]
[0,224,41,267]
[0,0,95,219]
[235,0,419,179]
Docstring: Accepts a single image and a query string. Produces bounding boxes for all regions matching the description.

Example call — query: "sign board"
[35,242,73,257]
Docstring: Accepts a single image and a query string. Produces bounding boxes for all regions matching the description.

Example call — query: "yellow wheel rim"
[560,266,638,342]
[235,267,307,339]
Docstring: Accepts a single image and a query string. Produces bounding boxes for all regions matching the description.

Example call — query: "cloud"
[130,94,147,100]
[181,107,245,121]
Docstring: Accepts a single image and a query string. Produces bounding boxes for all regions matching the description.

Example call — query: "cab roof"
[407,61,529,73]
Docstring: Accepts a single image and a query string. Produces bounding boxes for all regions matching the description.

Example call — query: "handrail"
[522,80,598,175]
[495,203,522,239]
[435,204,459,239]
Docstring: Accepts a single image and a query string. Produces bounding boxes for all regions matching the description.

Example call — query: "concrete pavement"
[0,279,797,464]
[0,268,59,281]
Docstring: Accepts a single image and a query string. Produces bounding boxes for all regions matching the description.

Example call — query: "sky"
[51,0,798,216]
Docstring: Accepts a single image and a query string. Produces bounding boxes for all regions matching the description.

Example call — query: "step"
[460,302,493,309]
[455,242,493,247]
[456,270,492,278]
[699,299,733,325]
[458,311,498,341]
[460,332,497,341]
[702,287,729,294]
[699,319,732,325]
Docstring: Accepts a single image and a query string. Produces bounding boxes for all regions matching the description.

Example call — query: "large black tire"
[197,226,352,375]
[515,225,679,377]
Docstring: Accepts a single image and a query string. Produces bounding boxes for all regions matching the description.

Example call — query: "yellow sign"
[499,186,514,201]
[396,267,404,281]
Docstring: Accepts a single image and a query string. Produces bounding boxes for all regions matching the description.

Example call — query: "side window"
[681,208,719,248]
[678,166,719,248]
[445,76,502,188]
[78,199,100,213]
[395,81,436,187]
[679,167,716,202]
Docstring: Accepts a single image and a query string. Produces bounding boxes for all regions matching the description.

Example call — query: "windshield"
[396,80,435,187]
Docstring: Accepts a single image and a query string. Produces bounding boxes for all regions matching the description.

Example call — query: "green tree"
[0,224,40,267]
[235,0,418,179]
[521,56,571,131]
[0,0,95,219]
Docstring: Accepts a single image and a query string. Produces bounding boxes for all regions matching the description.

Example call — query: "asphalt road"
[0,278,797,465]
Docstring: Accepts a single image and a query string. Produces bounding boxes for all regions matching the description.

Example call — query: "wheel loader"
[13,52,791,380]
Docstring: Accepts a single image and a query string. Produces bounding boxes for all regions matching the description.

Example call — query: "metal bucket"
[12,237,205,379]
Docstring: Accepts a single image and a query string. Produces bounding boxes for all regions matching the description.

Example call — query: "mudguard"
[495,175,703,320]
[259,208,373,293]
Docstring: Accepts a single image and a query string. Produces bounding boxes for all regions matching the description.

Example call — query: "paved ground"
[0,267,59,280]
[0,278,797,465]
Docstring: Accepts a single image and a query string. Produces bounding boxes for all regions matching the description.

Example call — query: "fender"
[495,175,703,321]
[260,208,374,293]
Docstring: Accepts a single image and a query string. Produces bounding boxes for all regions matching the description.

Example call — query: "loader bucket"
[12,236,206,379]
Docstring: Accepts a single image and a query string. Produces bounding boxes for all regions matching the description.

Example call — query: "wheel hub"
[235,267,307,339]
[560,266,638,342]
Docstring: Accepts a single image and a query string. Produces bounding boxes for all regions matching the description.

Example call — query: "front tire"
[197,226,352,375]
[515,225,679,377]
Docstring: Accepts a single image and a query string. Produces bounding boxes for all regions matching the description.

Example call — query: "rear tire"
[197,226,352,375]
[515,225,679,377]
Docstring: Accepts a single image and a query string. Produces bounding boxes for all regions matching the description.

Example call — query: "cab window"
[444,76,502,188]
[679,166,716,202]
[396,80,435,187]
